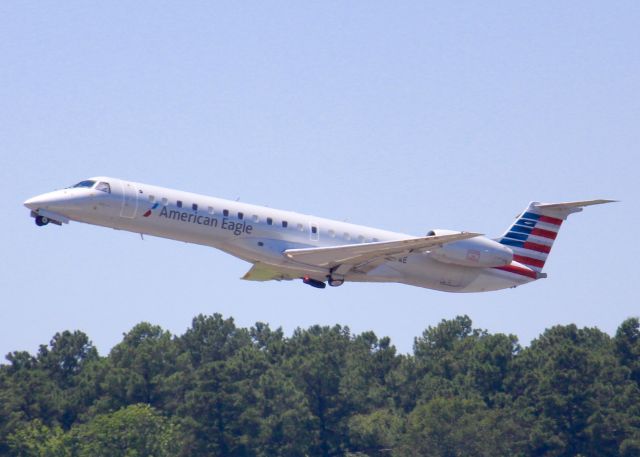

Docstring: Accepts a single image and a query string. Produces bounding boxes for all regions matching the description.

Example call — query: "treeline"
[1,314,639,457]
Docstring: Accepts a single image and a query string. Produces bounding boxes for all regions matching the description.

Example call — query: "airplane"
[24,177,615,292]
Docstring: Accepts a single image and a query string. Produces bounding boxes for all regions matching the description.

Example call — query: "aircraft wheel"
[35,215,49,226]
[328,277,344,287]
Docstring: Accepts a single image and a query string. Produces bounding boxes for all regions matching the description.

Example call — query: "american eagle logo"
[143,202,160,217]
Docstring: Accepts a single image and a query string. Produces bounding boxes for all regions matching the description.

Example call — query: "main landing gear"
[328,269,345,287]
[35,215,49,226]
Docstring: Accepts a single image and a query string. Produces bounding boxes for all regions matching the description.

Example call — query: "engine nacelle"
[427,229,513,268]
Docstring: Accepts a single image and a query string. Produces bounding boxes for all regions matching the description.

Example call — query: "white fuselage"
[24,177,534,292]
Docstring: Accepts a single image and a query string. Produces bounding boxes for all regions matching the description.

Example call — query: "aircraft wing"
[283,232,482,271]
[241,262,299,281]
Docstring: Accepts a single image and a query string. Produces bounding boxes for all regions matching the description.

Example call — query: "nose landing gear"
[30,211,63,226]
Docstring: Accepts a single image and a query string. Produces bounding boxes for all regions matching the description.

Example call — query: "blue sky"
[1,1,638,358]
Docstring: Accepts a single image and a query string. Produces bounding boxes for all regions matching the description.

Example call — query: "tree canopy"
[1,314,639,456]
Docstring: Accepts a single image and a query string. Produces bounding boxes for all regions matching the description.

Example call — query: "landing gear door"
[119,181,139,218]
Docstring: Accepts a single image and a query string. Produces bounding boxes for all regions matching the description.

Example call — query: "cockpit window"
[73,180,96,189]
[96,182,111,193]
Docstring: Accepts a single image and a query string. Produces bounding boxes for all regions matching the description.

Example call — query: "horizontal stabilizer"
[532,199,617,219]
[284,232,482,269]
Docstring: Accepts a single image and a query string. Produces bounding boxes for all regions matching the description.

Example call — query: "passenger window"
[267,217,273,225]
[358,235,365,243]
[192,203,198,211]
[328,229,335,238]
[344,233,351,240]
[223,209,229,217]
[282,221,288,228]
[148,194,155,202]
[177,200,183,208]
[96,182,111,193]
[238,212,243,220]
[208,206,214,215]
[161,197,168,206]
[252,215,259,223]
[297,223,303,231]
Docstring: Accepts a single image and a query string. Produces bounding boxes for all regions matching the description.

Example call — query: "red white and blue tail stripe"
[496,200,615,277]
[498,206,562,272]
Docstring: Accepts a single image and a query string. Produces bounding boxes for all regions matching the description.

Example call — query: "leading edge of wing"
[283,232,483,269]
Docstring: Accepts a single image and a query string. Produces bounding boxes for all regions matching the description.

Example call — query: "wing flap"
[283,232,482,269]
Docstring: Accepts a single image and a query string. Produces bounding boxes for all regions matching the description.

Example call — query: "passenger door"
[119,181,139,218]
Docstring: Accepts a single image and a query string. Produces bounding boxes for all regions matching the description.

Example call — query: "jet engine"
[426,229,513,268]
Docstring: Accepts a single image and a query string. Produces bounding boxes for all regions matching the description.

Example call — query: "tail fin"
[497,199,616,272]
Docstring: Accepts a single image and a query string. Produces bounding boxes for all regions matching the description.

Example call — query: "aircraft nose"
[24,194,47,210]
[24,192,65,211]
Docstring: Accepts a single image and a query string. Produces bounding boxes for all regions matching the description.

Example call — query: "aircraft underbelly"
[357,254,475,291]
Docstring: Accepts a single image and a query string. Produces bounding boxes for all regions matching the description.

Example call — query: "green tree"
[100,323,177,411]
[0,352,63,453]
[37,331,99,390]
[179,314,251,368]
[397,396,526,457]
[3,313,640,457]
[252,366,314,457]
[411,315,519,407]
[71,403,183,457]
[341,332,400,412]
[348,409,403,456]
[174,316,257,456]
[412,315,483,402]
[509,324,634,456]
[7,419,70,457]
[36,331,100,429]
[286,324,353,457]
[615,317,640,385]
